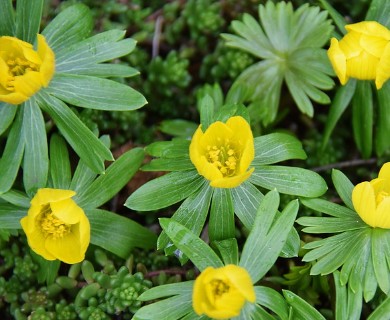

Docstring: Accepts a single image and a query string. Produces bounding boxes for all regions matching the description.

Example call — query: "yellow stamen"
[210,279,230,298]
[206,140,238,177]
[38,204,71,239]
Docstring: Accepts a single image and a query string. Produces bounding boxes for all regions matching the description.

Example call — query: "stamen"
[206,141,239,177]
[210,279,230,298]
[38,204,71,239]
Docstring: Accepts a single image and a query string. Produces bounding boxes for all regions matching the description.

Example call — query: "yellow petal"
[189,125,204,166]
[346,50,378,80]
[0,57,10,88]
[346,21,390,40]
[78,213,91,254]
[374,197,390,228]
[12,71,43,98]
[198,156,223,181]
[31,188,76,206]
[193,267,213,315]
[376,42,390,89]
[339,32,363,59]
[45,231,84,264]
[210,168,254,189]
[37,34,55,87]
[352,181,377,227]
[222,264,256,303]
[360,33,388,58]
[328,38,348,85]
[200,121,233,150]
[50,198,84,224]
[0,90,28,104]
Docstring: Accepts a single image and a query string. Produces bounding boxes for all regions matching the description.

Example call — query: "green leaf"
[321,80,356,150]
[138,281,194,301]
[0,189,30,208]
[125,170,204,211]
[352,81,373,158]
[285,70,314,117]
[42,4,93,53]
[133,293,192,320]
[159,120,198,139]
[212,238,239,265]
[0,0,14,36]
[371,229,390,294]
[332,169,354,210]
[142,157,194,172]
[199,95,215,130]
[47,74,146,111]
[15,0,43,43]
[0,203,26,228]
[367,296,390,320]
[318,0,347,34]
[86,209,157,258]
[145,140,190,158]
[252,133,307,166]
[375,84,390,155]
[159,218,224,270]
[209,188,235,242]
[240,190,299,283]
[32,253,61,284]
[255,286,289,320]
[157,181,212,252]
[75,148,144,209]
[300,198,357,219]
[250,165,327,197]
[231,181,263,229]
[55,30,135,70]
[37,91,113,174]
[22,97,48,196]
[280,227,300,258]
[283,290,326,320]
[366,0,390,27]
[0,107,25,194]
[49,134,71,189]
[0,103,17,136]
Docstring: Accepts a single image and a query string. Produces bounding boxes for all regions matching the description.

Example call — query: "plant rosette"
[125,94,327,262]
[297,163,390,302]
[0,134,156,280]
[133,190,326,320]
[0,0,146,196]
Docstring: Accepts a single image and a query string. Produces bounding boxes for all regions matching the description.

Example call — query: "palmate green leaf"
[55,30,135,72]
[73,63,139,78]
[366,0,390,27]
[49,134,71,190]
[47,74,146,111]
[138,281,194,301]
[145,140,190,158]
[283,290,326,320]
[252,133,306,166]
[199,95,214,131]
[37,91,113,174]
[159,119,198,139]
[240,190,299,283]
[197,83,224,112]
[15,0,43,43]
[157,181,212,253]
[250,166,327,197]
[85,209,156,258]
[331,169,354,210]
[209,188,235,242]
[125,170,204,211]
[75,148,144,209]
[42,4,93,53]
[0,189,30,208]
[371,228,390,294]
[159,218,224,270]
[368,295,390,320]
[300,198,356,219]
[142,157,194,172]
[231,181,263,229]
[0,0,14,36]
[280,227,300,258]
[0,103,17,136]
[255,286,289,320]
[285,70,314,116]
[32,252,61,285]
[0,203,26,228]
[375,83,390,156]
[22,97,48,197]
[321,80,357,150]
[212,238,239,265]
[133,292,193,320]
[318,0,347,34]
[352,81,373,158]
[0,107,25,194]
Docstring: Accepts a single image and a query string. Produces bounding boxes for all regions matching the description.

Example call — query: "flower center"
[38,204,71,239]
[376,190,390,205]
[206,138,238,177]
[5,54,38,91]
[210,279,230,299]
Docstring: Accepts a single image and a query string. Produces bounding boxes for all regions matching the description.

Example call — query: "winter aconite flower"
[20,188,90,264]
[193,265,256,319]
[327,21,390,89]
[189,116,254,188]
[352,162,390,228]
[0,35,55,104]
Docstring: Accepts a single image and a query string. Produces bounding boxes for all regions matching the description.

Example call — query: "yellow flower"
[20,188,90,264]
[192,265,256,319]
[0,34,55,104]
[189,116,254,188]
[352,162,390,228]
[327,21,390,89]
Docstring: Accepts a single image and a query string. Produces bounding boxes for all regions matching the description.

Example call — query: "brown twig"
[311,158,377,173]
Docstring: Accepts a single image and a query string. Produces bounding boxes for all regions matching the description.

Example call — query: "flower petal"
[346,50,378,80]
[31,188,76,206]
[45,230,85,264]
[199,121,233,150]
[339,32,363,59]
[376,42,390,89]
[222,265,256,303]
[328,38,348,85]
[12,71,43,98]
[352,181,377,227]
[37,34,55,87]
[210,168,254,189]
[193,267,213,315]
[375,197,390,228]
[346,21,390,40]
[50,198,84,224]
